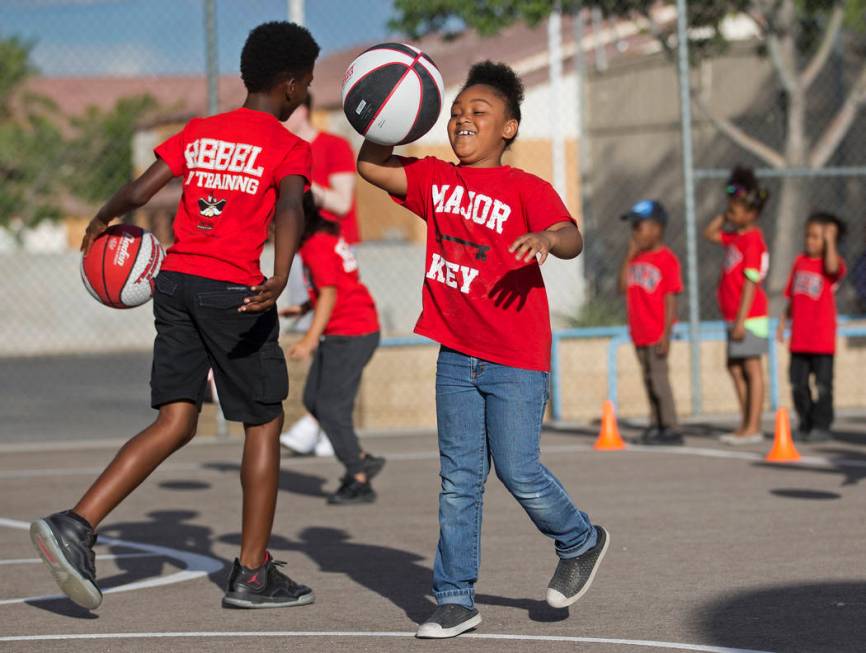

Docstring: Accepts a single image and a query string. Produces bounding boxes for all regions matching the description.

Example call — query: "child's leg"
[811,354,835,432]
[648,348,678,429]
[789,353,813,433]
[742,356,765,434]
[433,348,489,610]
[726,359,748,432]
[307,333,379,480]
[239,412,283,569]
[481,362,596,559]
[636,346,662,428]
[73,401,199,528]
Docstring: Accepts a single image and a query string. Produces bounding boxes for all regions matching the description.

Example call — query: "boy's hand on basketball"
[509,231,554,265]
[289,337,317,360]
[241,275,287,313]
[80,218,111,255]
[730,322,746,342]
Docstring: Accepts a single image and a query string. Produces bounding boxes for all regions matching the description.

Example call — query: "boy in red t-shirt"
[30,22,319,610]
[618,200,683,445]
[704,166,770,445]
[777,212,847,442]
[358,60,607,638]
[280,193,383,503]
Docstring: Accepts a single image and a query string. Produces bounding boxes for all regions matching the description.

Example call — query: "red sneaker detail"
[36,536,58,566]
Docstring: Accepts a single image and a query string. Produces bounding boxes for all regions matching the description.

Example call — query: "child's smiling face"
[804,221,825,257]
[725,198,758,229]
[448,84,518,167]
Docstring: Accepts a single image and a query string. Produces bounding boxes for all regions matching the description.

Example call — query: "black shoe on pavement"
[808,429,832,442]
[362,454,386,480]
[30,510,102,610]
[327,477,376,505]
[645,427,684,446]
[793,429,811,442]
[546,525,610,608]
[222,552,314,609]
[630,427,658,445]
[416,604,481,639]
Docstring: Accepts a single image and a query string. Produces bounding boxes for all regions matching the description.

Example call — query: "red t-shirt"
[784,254,846,354]
[391,156,575,372]
[155,107,311,286]
[310,132,360,244]
[626,247,683,346]
[300,232,378,337]
[717,228,769,321]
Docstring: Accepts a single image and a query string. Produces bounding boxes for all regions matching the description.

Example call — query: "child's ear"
[502,119,518,141]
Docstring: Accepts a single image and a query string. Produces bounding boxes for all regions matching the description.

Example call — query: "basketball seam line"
[362,52,424,137]
[402,66,424,144]
[343,62,400,109]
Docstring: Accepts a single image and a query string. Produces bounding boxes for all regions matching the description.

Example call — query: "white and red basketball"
[80,224,165,309]
[341,42,444,146]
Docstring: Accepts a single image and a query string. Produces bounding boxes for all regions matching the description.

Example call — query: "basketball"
[80,224,165,309]
[341,42,444,146]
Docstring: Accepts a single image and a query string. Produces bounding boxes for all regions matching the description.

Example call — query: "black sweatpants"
[789,352,834,432]
[303,332,380,476]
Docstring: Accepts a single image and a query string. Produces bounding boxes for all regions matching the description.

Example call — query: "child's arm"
[312,173,354,216]
[509,222,583,265]
[776,300,791,343]
[279,301,312,318]
[288,286,336,360]
[823,223,841,276]
[81,160,175,254]
[657,292,677,356]
[242,175,305,314]
[703,214,725,244]
[618,237,639,294]
[357,141,407,196]
[731,279,757,341]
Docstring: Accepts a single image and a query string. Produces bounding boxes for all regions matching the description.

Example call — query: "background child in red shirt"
[704,166,770,445]
[358,60,607,639]
[777,212,847,442]
[618,200,683,445]
[30,22,319,611]
[281,193,383,504]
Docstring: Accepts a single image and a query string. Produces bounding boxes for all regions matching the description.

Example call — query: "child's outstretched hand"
[80,217,111,255]
[279,305,306,318]
[509,231,555,265]
[241,275,287,313]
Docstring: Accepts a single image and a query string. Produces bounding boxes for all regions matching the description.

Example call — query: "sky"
[0,0,397,76]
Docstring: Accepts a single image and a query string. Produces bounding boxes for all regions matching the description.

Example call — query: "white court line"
[0,553,157,566]
[0,517,223,606]
[0,630,774,652]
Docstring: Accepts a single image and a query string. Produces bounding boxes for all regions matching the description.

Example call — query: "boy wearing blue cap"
[618,200,683,445]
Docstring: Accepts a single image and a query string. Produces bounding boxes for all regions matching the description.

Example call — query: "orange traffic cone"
[594,400,626,451]
[765,407,800,463]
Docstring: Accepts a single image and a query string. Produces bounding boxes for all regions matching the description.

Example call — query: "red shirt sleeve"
[666,252,684,294]
[741,232,764,273]
[522,175,574,232]
[389,156,438,220]
[326,136,356,175]
[153,125,188,177]
[303,235,341,288]
[783,260,796,298]
[274,138,312,187]
[719,231,735,246]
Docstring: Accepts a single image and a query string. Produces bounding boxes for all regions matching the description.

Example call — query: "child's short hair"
[241,22,320,93]
[725,165,769,213]
[461,61,524,146]
[807,210,847,241]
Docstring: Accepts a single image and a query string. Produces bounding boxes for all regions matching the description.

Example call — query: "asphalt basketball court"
[1,415,865,653]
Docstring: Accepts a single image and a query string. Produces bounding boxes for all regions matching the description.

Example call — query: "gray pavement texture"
[1,425,866,653]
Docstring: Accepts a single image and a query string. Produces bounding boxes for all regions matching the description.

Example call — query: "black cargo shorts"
[150,270,288,425]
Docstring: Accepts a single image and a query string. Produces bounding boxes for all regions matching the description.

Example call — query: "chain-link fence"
[1,0,865,439]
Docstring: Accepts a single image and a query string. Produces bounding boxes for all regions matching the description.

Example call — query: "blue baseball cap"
[621,199,669,226]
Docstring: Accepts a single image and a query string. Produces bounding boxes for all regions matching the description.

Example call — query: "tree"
[391,0,866,296]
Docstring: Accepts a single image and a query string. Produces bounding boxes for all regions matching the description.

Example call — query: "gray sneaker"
[546,525,609,608]
[416,604,481,639]
[808,429,833,442]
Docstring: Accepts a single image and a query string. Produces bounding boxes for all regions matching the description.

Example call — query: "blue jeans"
[433,347,597,609]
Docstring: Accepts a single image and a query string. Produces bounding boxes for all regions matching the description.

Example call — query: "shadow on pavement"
[158,480,211,491]
[204,461,329,498]
[755,447,866,486]
[698,581,866,653]
[474,593,569,622]
[769,488,842,500]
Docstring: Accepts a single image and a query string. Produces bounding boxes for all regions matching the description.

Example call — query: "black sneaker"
[546,525,609,608]
[793,429,811,442]
[222,552,314,609]
[643,427,684,446]
[630,427,658,445]
[30,510,102,610]
[327,477,376,505]
[362,454,386,480]
[416,604,481,639]
[808,429,832,442]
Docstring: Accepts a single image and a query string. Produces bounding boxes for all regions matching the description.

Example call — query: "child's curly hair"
[241,22,320,93]
[461,61,524,147]
[725,165,769,213]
